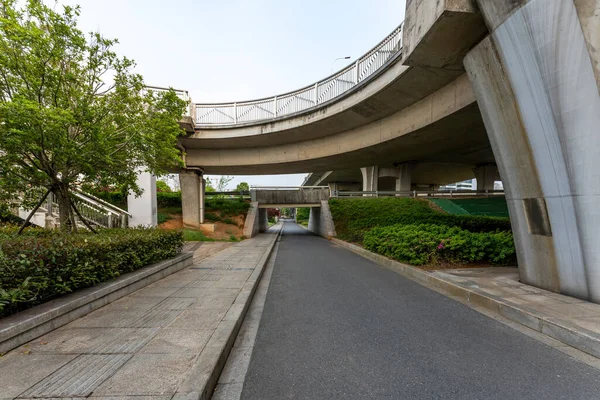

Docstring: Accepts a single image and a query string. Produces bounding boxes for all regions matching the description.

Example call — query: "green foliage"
[363,224,516,266]
[156,180,172,193]
[182,229,213,242]
[205,198,250,216]
[0,204,21,224]
[92,191,127,208]
[204,212,220,222]
[157,212,172,224]
[0,227,183,317]
[329,198,511,243]
[0,1,186,229]
[296,208,310,224]
[235,182,249,192]
[157,192,182,208]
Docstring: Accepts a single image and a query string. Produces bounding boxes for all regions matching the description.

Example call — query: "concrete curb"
[174,224,283,400]
[0,252,193,354]
[331,238,600,360]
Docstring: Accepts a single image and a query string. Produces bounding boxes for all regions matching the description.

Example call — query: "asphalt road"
[241,221,600,399]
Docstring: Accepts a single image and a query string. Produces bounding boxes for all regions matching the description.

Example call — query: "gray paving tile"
[93,353,196,396]
[20,354,131,398]
[0,353,77,399]
[139,329,212,354]
[19,327,158,354]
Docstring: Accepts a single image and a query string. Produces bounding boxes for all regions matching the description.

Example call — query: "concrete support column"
[394,163,414,195]
[360,166,379,193]
[465,0,600,302]
[128,170,157,227]
[179,169,204,229]
[473,164,498,191]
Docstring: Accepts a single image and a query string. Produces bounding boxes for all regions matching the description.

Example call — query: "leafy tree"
[235,181,249,192]
[156,180,172,193]
[215,176,233,192]
[205,178,215,193]
[0,1,186,232]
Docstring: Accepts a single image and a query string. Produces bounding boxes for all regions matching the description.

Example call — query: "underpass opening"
[244,187,336,239]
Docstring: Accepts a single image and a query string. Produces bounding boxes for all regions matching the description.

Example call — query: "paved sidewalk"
[434,268,600,352]
[0,228,279,400]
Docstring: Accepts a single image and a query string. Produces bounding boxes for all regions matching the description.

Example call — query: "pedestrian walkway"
[242,221,600,400]
[0,227,280,400]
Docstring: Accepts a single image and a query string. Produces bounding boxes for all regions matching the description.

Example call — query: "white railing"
[195,23,404,126]
[36,190,131,229]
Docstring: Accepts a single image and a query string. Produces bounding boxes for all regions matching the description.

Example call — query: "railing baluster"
[194,23,403,125]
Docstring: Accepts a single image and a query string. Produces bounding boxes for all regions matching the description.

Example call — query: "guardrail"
[331,190,505,198]
[195,24,404,126]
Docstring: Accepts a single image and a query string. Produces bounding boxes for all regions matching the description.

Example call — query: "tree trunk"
[54,185,74,233]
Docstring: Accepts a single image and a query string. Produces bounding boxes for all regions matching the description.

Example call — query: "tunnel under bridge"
[243,187,336,239]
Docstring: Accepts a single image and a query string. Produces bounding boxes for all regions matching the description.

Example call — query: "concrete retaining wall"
[308,201,337,239]
[243,202,269,238]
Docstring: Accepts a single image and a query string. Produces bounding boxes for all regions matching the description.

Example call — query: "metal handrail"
[73,189,132,217]
[195,23,404,126]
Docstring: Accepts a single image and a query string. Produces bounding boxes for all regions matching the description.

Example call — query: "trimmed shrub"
[364,223,516,266]
[157,192,182,208]
[329,198,511,242]
[0,228,183,317]
[205,198,250,216]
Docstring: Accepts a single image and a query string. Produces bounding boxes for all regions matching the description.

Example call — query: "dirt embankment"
[160,212,246,240]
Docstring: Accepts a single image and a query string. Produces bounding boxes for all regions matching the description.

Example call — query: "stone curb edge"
[331,238,600,360]
[174,224,283,400]
[0,252,194,354]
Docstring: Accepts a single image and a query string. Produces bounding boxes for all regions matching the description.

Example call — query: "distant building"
[440,179,475,191]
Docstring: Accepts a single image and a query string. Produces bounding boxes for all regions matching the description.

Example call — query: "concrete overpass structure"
[242,187,335,239]
[170,0,600,303]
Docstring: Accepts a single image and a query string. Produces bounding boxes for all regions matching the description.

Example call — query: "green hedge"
[329,198,511,242]
[205,198,249,216]
[364,223,516,266]
[0,227,183,317]
[92,191,251,215]
[92,191,183,210]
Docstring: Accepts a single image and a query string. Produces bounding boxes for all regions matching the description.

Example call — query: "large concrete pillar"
[395,163,414,195]
[179,169,205,229]
[464,0,600,301]
[360,166,379,192]
[128,170,157,227]
[473,164,498,191]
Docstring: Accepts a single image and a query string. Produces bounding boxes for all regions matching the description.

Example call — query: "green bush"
[329,198,511,242]
[157,192,182,208]
[0,228,183,317]
[364,223,516,266]
[0,204,22,224]
[296,208,310,224]
[92,191,127,208]
[205,198,250,216]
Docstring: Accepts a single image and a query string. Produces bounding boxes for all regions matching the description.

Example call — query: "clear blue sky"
[59,0,407,189]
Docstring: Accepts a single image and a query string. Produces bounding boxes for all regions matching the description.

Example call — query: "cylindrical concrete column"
[465,0,600,301]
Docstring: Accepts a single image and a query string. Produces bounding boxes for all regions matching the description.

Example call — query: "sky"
[57,0,406,189]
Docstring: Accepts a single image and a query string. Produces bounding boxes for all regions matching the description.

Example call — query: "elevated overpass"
[167,0,600,304]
